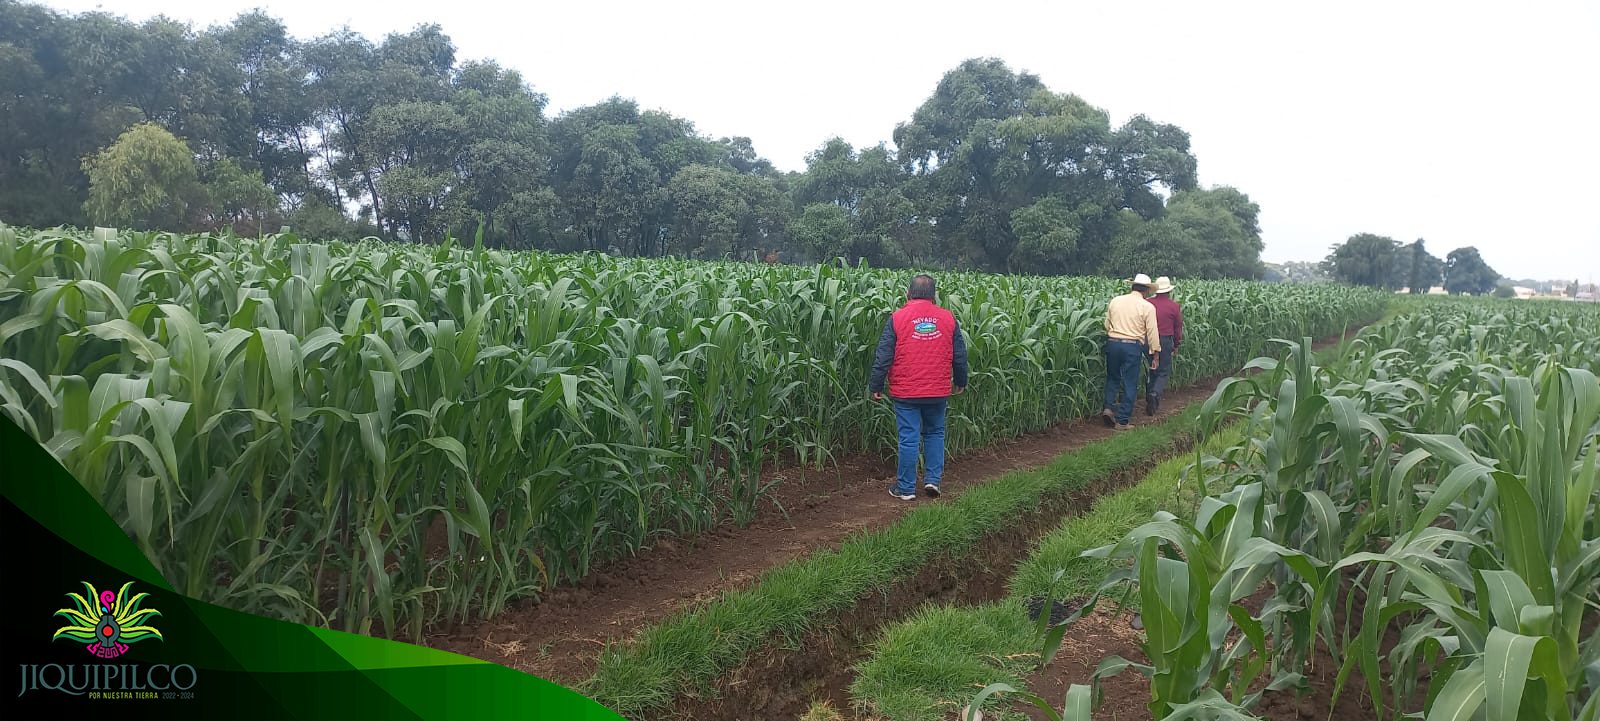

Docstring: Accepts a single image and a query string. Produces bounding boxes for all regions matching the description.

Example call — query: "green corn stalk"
[0,222,1392,639]
[1030,299,1599,721]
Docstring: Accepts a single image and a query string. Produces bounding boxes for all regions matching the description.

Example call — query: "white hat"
[1153,276,1175,294]
[1128,273,1153,286]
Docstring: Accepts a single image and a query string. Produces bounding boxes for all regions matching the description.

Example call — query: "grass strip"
[848,425,1249,721]
[583,405,1209,718]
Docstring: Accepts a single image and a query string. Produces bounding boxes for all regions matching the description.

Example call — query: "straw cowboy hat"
[1127,273,1153,286]
[1153,276,1175,294]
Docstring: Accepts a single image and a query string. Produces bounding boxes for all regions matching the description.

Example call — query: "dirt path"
[426,380,1221,683]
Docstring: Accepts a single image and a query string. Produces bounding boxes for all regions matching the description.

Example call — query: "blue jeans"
[893,399,947,494]
[1103,340,1144,424]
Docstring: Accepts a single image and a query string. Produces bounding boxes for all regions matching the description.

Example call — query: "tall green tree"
[450,61,550,246]
[199,157,278,233]
[719,136,776,176]
[3,6,1276,278]
[81,123,203,229]
[547,97,777,257]
[1103,187,1262,280]
[1400,238,1444,293]
[1161,187,1263,278]
[1008,196,1081,275]
[1322,233,1402,288]
[363,100,469,240]
[211,11,316,200]
[302,29,383,227]
[892,58,1208,273]
[665,164,784,259]
[549,101,662,254]
[114,16,246,160]
[790,138,926,266]
[1443,246,1499,295]
[1107,114,1200,218]
[1104,211,1193,279]
[788,203,852,262]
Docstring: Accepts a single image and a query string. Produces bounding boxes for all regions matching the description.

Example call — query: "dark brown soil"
[1014,604,1154,721]
[427,381,1217,684]
[1015,572,1390,720]
[1250,638,1383,721]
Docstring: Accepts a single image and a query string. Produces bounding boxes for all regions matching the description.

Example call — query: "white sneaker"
[923,484,941,498]
[889,488,915,501]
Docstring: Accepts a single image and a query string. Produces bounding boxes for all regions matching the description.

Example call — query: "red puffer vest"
[889,299,956,399]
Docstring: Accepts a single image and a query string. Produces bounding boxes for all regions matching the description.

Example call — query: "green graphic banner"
[0,416,625,720]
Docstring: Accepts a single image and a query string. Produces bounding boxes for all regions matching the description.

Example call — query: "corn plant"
[1310,364,1600,721]
[1050,479,1321,718]
[0,222,1390,638]
[1002,299,1599,721]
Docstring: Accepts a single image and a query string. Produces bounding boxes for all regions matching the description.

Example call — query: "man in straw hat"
[1102,274,1161,430]
[1144,276,1183,416]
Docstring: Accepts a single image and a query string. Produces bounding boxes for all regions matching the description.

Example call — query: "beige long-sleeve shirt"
[1105,291,1161,351]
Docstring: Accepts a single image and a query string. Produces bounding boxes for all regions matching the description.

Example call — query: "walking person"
[1143,276,1182,416]
[869,274,969,500]
[1101,274,1160,430]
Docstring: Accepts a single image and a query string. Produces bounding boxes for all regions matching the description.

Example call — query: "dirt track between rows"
[428,379,1219,684]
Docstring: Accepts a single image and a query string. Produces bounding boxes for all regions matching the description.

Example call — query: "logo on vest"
[910,318,942,340]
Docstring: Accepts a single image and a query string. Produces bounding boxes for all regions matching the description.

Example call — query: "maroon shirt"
[1147,294,1183,348]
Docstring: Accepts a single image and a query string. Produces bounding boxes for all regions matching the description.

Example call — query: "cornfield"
[1031,299,1600,721]
[0,223,1387,639]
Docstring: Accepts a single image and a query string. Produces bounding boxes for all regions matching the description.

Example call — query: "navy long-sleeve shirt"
[868,315,968,399]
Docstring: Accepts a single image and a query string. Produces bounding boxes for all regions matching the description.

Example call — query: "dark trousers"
[1103,340,1144,425]
[1146,335,1174,402]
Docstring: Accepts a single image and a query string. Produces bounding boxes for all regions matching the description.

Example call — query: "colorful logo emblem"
[52,582,164,659]
[910,317,943,340]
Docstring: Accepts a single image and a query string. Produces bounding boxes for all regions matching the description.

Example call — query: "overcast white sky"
[40,0,1600,280]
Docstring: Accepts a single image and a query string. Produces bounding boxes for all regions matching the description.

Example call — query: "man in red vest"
[869,274,969,500]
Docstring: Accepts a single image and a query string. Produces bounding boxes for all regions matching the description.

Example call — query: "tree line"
[1321,234,1501,295]
[1,2,1268,277]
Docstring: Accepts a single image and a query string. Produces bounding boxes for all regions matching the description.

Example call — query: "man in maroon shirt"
[1144,276,1183,415]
